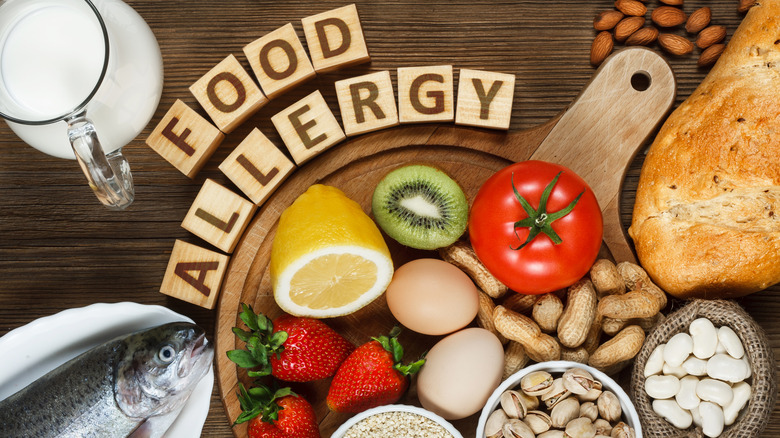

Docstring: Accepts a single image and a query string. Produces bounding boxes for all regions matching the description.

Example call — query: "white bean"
[690,405,703,428]
[675,375,700,410]
[690,318,718,359]
[717,326,744,359]
[682,356,708,376]
[723,381,751,426]
[664,333,693,368]
[699,401,725,438]
[652,399,692,429]
[707,353,749,383]
[644,344,665,377]
[696,378,733,407]
[663,362,688,379]
[715,340,727,354]
[741,355,752,380]
[645,375,680,399]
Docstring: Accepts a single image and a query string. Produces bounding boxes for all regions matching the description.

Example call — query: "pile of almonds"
[591,0,756,68]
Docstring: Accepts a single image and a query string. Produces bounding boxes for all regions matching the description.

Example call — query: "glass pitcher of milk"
[0,0,163,210]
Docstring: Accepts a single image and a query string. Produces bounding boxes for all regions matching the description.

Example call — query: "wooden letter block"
[243,23,316,99]
[181,179,257,253]
[301,4,370,73]
[145,99,225,178]
[397,65,455,124]
[335,70,399,136]
[160,239,229,309]
[189,54,268,134]
[455,68,515,130]
[219,128,295,205]
[271,90,346,165]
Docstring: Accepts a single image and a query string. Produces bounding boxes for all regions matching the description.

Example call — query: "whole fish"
[0,322,214,438]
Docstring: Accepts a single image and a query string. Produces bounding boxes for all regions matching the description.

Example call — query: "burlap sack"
[630,299,776,438]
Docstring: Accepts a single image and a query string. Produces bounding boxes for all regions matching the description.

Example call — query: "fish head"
[115,322,214,419]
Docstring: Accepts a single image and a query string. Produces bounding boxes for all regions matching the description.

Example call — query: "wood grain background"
[0,0,777,436]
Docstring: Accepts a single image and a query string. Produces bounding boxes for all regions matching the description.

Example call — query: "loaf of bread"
[629,0,780,299]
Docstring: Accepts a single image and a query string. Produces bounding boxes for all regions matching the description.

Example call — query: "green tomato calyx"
[511,171,583,251]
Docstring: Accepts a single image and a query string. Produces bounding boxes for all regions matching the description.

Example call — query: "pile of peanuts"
[643,317,752,438]
[440,242,667,377]
[485,367,636,438]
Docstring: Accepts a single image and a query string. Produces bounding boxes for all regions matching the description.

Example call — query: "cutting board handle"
[530,47,676,262]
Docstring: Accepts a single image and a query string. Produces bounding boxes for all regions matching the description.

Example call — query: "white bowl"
[332,404,464,438]
[475,361,642,437]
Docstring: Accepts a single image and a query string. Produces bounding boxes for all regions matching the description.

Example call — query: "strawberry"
[227,304,354,382]
[236,383,320,438]
[326,327,425,413]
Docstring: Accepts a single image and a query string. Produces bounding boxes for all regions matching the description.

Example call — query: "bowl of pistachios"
[476,361,641,438]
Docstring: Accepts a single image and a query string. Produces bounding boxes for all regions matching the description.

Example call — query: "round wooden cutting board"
[215,47,676,437]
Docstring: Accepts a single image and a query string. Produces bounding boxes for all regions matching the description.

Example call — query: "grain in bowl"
[332,404,463,438]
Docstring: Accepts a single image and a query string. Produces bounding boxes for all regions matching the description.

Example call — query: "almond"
[614,16,646,42]
[658,33,694,56]
[625,27,659,46]
[659,0,683,5]
[614,0,647,17]
[594,10,625,31]
[698,43,725,67]
[591,31,614,66]
[685,7,711,33]
[696,25,726,49]
[738,0,756,13]
[652,6,687,27]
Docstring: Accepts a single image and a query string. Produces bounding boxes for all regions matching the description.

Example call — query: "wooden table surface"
[1,1,777,437]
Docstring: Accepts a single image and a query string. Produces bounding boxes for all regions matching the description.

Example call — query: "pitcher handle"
[66,111,134,210]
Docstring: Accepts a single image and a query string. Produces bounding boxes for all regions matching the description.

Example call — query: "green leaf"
[232,327,253,343]
[537,171,562,215]
[269,331,288,351]
[239,303,260,332]
[247,369,271,378]
[248,385,274,401]
[511,172,536,218]
[395,357,425,376]
[226,349,261,368]
[546,190,584,222]
[389,337,404,363]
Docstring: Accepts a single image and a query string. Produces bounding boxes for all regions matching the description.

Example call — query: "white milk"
[0,3,106,120]
[0,0,163,159]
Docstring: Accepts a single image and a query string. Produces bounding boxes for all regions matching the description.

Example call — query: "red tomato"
[469,160,603,294]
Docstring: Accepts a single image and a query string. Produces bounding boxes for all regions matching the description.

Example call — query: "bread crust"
[629,0,780,298]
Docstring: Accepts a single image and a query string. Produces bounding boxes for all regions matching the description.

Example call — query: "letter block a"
[189,54,268,134]
[397,65,455,124]
[181,179,257,254]
[301,4,370,73]
[219,128,295,205]
[243,23,316,99]
[455,68,516,130]
[160,239,230,309]
[335,70,399,136]
[145,99,225,178]
[271,90,346,165]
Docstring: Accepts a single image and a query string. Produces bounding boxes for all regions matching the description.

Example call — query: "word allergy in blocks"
[149,4,517,308]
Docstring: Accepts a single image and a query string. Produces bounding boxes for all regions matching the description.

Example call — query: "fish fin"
[128,420,153,438]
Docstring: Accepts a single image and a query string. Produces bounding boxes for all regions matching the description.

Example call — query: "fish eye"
[158,345,176,363]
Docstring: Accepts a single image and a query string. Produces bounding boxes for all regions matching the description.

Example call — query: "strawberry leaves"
[235,383,294,425]
[227,304,287,378]
[373,326,425,376]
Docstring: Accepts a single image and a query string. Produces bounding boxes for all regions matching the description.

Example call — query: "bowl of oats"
[331,404,463,438]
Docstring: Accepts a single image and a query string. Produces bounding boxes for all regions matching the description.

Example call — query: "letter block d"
[160,240,230,309]
[301,4,370,73]
[145,99,225,178]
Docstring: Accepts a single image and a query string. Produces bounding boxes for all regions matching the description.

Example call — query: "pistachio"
[579,401,599,421]
[563,368,597,395]
[486,409,508,438]
[521,370,555,396]
[501,390,529,419]
[503,418,536,438]
[577,381,603,403]
[524,409,552,434]
[593,418,612,436]
[566,417,596,438]
[541,378,572,409]
[597,391,622,423]
[610,422,636,438]
[517,390,541,411]
[550,396,579,428]
[538,431,565,438]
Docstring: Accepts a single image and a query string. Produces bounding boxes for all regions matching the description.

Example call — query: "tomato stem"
[510,171,584,251]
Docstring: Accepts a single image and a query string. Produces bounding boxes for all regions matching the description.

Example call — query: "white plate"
[0,302,214,437]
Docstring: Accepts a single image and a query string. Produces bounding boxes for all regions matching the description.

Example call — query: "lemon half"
[270,185,394,318]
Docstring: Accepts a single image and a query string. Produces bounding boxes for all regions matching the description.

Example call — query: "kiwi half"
[371,164,468,250]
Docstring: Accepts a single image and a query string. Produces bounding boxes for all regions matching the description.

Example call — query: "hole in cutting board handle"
[631,71,652,91]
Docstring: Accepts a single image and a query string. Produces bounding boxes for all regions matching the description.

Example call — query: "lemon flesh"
[270,185,393,318]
